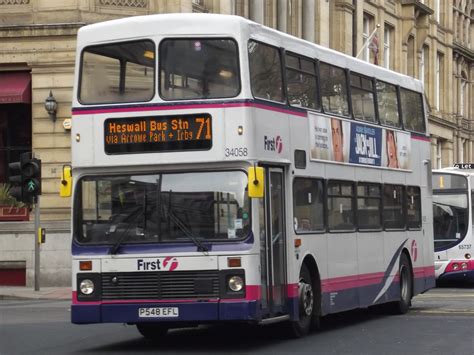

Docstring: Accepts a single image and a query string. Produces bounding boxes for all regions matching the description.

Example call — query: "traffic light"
[8,157,23,202]
[22,154,41,203]
[7,152,42,205]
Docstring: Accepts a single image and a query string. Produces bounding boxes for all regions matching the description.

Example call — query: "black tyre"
[387,253,413,314]
[136,323,169,339]
[289,264,319,337]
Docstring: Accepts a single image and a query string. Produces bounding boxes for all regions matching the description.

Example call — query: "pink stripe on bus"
[410,135,431,142]
[321,272,385,292]
[71,101,307,117]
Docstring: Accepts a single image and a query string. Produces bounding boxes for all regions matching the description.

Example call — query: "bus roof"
[76,13,424,93]
[433,167,474,177]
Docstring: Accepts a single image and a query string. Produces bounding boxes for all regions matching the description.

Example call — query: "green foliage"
[0,183,25,208]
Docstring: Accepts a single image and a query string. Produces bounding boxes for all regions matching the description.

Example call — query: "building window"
[419,46,425,83]
[460,74,467,117]
[436,141,442,168]
[383,25,393,69]
[420,45,429,88]
[435,0,440,23]
[435,53,444,111]
[407,36,415,77]
[362,14,374,63]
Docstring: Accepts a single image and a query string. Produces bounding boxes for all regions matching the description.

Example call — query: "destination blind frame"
[104,113,212,154]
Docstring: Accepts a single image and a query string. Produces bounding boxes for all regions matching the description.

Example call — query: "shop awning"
[0,72,31,104]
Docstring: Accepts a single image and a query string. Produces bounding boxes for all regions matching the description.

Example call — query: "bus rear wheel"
[289,264,316,337]
[136,323,169,339]
[388,253,413,314]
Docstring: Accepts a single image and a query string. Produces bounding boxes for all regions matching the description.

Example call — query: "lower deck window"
[293,178,324,232]
[328,181,355,231]
[357,183,382,230]
[383,184,405,229]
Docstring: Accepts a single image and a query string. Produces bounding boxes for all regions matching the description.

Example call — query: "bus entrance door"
[261,167,287,317]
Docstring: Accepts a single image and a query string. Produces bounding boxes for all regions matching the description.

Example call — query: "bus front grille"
[101,270,220,300]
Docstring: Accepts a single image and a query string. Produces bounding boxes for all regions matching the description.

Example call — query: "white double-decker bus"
[69,14,435,338]
[432,167,474,283]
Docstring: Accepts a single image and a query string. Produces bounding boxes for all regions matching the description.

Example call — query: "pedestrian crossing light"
[7,152,41,205]
[22,154,42,203]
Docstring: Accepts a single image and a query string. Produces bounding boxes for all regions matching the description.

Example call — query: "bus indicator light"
[80,261,92,271]
[227,257,241,267]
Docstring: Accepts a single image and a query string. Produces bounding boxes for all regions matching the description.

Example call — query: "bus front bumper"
[71,300,260,324]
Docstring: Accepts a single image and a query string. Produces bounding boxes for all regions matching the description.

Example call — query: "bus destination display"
[104,113,212,154]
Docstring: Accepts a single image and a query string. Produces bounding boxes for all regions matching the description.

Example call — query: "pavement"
[0,286,71,300]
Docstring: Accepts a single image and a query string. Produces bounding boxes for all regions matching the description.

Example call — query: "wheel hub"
[299,281,313,316]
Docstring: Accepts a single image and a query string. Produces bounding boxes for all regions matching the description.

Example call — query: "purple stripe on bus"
[71,99,308,117]
[72,232,254,256]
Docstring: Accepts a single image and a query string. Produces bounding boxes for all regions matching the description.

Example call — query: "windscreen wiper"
[109,208,145,255]
[166,207,209,254]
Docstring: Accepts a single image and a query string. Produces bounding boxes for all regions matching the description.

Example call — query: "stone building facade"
[0,0,472,221]
[0,0,471,286]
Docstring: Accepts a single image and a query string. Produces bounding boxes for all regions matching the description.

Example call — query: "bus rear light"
[227,257,241,267]
[445,260,474,273]
[80,261,92,271]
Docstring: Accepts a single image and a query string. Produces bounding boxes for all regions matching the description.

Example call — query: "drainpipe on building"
[352,0,357,57]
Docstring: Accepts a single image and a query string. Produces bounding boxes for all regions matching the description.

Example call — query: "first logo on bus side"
[264,135,283,154]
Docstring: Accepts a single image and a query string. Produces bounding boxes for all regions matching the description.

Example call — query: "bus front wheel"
[136,323,169,339]
[289,264,316,337]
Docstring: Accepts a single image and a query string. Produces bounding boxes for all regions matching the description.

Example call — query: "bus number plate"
[138,307,179,318]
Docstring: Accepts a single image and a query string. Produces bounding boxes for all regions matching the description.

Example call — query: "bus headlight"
[80,279,95,295]
[228,276,244,292]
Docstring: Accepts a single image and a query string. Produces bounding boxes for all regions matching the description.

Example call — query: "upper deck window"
[248,40,285,103]
[160,39,240,100]
[285,53,320,110]
[376,80,400,128]
[320,63,349,117]
[350,73,376,123]
[400,88,425,133]
[79,40,155,104]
